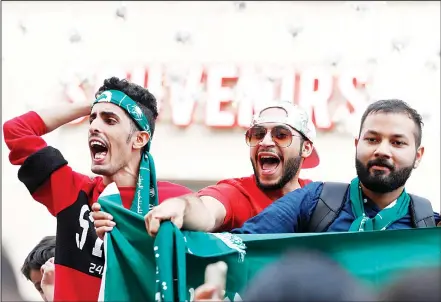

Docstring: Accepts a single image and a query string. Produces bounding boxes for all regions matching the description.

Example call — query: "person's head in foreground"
[3,246,26,302]
[379,267,441,302]
[355,99,424,195]
[243,249,376,301]
[89,77,158,180]
[21,236,56,301]
[246,101,319,192]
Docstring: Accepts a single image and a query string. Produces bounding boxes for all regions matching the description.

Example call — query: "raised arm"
[34,102,92,133]
[3,102,93,215]
[4,102,91,165]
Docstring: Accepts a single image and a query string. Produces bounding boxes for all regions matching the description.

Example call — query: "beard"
[252,155,303,191]
[91,162,117,176]
[91,155,126,177]
[91,165,114,176]
[355,157,414,194]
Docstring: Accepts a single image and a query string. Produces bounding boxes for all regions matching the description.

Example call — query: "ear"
[354,137,359,148]
[133,131,150,150]
[301,140,313,158]
[413,146,424,169]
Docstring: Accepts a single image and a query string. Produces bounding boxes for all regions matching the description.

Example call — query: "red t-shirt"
[197,175,311,231]
[3,111,192,301]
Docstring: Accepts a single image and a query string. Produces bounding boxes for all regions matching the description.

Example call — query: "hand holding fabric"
[144,198,186,237]
[92,202,116,239]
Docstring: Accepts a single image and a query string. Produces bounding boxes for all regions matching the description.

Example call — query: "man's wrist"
[73,101,93,117]
[181,195,193,220]
[181,194,215,232]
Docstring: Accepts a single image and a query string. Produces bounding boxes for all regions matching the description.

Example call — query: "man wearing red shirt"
[3,77,192,301]
[95,101,319,236]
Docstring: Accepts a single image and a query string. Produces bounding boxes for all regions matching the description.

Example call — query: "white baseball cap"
[250,101,320,169]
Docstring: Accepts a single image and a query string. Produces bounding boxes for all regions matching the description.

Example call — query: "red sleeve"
[157,181,193,203]
[3,111,48,165]
[197,184,254,231]
[3,111,92,216]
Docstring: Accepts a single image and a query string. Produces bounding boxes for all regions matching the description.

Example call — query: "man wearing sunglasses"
[232,99,440,234]
[93,101,319,237]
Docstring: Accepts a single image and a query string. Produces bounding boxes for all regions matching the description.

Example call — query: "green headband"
[93,89,152,151]
[93,89,158,215]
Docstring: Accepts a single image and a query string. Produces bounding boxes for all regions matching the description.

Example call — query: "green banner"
[98,196,441,302]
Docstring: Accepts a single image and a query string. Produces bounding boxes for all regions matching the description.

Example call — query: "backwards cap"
[250,101,320,169]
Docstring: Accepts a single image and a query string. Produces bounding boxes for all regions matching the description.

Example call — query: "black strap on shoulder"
[307,182,349,232]
[408,194,436,228]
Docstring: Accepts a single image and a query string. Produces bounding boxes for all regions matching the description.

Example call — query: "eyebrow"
[103,111,120,118]
[90,111,121,119]
[364,130,408,139]
[254,124,290,130]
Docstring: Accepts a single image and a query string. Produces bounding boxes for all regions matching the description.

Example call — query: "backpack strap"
[307,182,349,232]
[408,194,436,228]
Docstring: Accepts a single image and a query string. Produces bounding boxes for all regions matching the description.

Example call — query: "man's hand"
[144,198,187,237]
[40,257,55,302]
[194,284,220,301]
[91,203,116,240]
[194,261,228,301]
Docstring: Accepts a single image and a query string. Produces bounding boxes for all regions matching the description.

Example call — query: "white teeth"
[90,141,106,148]
[94,152,106,160]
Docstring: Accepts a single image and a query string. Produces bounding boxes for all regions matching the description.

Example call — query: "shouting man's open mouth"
[89,138,109,164]
[258,152,281,175]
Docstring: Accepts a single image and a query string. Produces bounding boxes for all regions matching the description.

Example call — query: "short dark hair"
[379,268,440,302]
[95,77,159,137]
[358,99,424,147]
[243,249,375,301]
[21,236,56,281]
